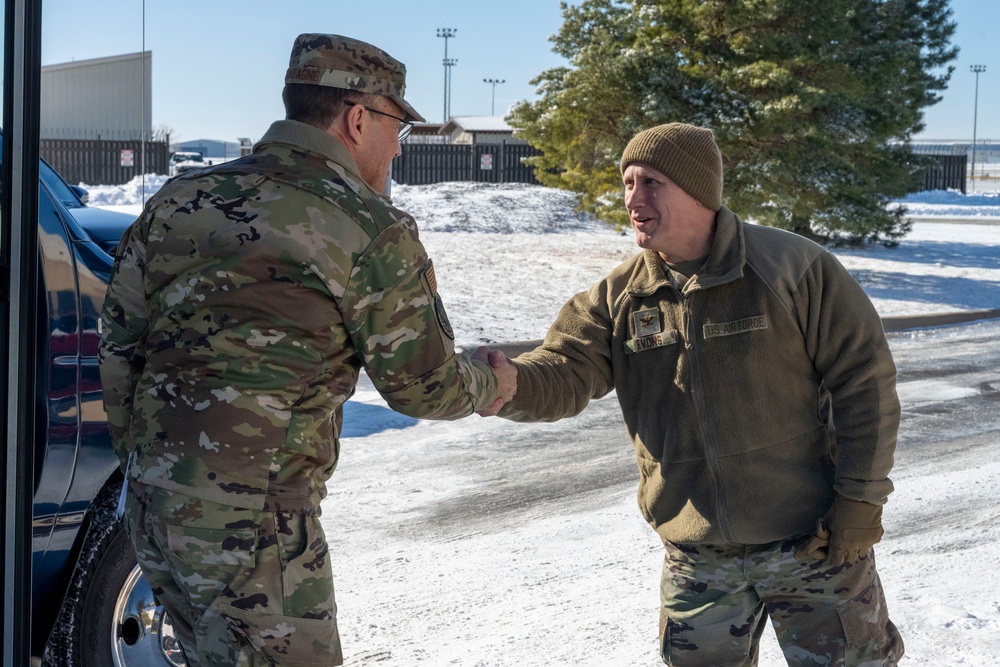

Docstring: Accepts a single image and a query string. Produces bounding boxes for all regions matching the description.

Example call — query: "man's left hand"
[796,495,884,566]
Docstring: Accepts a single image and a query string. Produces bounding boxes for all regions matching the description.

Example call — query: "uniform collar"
[695,207,745,289]
[255,119,368,189]
[629,207,746,296]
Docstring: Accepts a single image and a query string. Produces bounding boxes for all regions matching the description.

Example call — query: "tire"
[42,484,188,667]
[77,521,187,666]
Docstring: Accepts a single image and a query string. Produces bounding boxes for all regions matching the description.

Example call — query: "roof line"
[42,51,150,72]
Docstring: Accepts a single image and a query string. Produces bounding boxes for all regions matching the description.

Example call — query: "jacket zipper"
[684,294,734,542]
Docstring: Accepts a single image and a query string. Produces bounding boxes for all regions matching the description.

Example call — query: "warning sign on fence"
[480,153,493,170]
[120,149,134,167]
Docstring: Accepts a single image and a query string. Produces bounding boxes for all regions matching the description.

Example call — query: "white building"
[41,51,152,140]
[172,139,242,159]
[439,116,527,145]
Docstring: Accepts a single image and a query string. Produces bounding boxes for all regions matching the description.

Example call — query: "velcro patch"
[632,308,662,338]
[624,330,678,354]
[424,261,438,293]
[434,294,454,340]
[703,315,768,339]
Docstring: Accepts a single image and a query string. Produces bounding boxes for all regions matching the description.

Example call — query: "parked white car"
[169,151,208,176]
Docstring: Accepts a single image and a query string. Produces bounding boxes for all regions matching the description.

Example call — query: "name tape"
[703,315,768,339]
[624,330,679,354]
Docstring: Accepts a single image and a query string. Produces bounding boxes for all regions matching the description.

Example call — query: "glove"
[796,495,884,566]
[795,518,830,561]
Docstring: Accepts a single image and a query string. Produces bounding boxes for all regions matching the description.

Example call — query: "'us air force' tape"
[703,315,768,339]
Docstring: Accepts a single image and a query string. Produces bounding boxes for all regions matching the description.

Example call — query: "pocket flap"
[837,577,889,649]
[219,601,343,666]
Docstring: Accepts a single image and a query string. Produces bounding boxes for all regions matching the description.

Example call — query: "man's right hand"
[471,347,517,416]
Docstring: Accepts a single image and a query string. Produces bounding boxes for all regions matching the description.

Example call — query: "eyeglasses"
[344,100,413,142]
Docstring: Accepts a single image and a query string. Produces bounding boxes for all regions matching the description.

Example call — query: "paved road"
[332,319,1000,666]
[423,318,1000,536]
[889,319,1000,482]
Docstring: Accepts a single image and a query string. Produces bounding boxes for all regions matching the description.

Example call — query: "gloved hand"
[795,495,884,566]
[795,518,830,561]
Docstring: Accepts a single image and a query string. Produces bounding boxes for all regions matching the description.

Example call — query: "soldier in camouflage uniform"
[100,33,516,666]
[487,124,904,665]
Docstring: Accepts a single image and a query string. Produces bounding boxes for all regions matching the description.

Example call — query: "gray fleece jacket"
[501,207,899,545]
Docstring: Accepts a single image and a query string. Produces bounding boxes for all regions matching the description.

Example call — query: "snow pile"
[392,181,608,234]
[894,189,1000,219]
[81,173,169,207]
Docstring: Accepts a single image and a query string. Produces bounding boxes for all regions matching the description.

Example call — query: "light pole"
[437,28,457,122]
[971,64,986,192]
[444,58,458,120]
[483,78,505,115]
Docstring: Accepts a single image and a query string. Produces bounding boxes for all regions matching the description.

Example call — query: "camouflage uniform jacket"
[100,120,498,512]
[501,207,899,545]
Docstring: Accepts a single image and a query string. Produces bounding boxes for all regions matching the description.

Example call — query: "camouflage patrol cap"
[285,33,426,123]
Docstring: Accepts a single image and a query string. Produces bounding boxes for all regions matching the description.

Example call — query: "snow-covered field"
[88,179,1000,344]
[89,177,1000,666]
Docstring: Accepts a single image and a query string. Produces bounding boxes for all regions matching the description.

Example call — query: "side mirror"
[71,185,90,204]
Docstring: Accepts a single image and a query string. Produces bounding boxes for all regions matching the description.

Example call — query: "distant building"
[440,116,527,145]
[41,51,152,140]
[911,140,1000,164]
[405,122,448,144]
[172,139,242,159]
[38,51,171,184]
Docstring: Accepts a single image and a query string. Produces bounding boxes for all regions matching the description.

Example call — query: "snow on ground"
[88,177,1000,343]
[81,174,169,207]
[894,188,1000,221]
[89,177,1000,666]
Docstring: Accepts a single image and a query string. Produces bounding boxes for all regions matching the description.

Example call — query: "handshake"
[471,347,518,417]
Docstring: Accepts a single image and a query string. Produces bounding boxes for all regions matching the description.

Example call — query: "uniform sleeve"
[499,280,615,422]
[341,218,498,419]
[797,251,900,505]
[98,218,150,465]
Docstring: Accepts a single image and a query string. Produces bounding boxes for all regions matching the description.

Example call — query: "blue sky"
[37,0,1000,144]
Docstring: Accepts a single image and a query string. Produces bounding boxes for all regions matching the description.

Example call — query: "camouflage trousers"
[125,483,343,666]
[659,537,904,666]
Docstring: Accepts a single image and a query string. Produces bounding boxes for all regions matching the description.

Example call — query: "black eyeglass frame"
[344,100,413,142]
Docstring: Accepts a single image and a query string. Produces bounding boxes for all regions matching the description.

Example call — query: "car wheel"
[76,521,187,666]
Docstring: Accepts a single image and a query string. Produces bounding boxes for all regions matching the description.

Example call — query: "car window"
[39,158,84,209]
[0,133,83,213]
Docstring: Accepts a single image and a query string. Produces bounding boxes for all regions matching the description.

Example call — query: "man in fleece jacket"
[490,123,904,666]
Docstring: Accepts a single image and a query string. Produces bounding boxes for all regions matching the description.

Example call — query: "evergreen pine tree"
[509,0,958,242]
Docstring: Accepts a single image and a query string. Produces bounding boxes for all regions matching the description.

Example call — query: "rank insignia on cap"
[633,308,662,338]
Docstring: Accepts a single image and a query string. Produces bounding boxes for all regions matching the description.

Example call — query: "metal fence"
[919,154,967,193]
[40,138,170,186]
[392,143,542,185]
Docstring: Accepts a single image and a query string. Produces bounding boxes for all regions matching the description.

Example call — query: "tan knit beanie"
[619,123,723,211]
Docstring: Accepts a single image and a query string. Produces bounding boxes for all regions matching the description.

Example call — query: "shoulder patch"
[424,261,438,294]
[434,294,454,340]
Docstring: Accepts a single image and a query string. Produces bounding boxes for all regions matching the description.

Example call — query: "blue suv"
[2,132,182,666]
